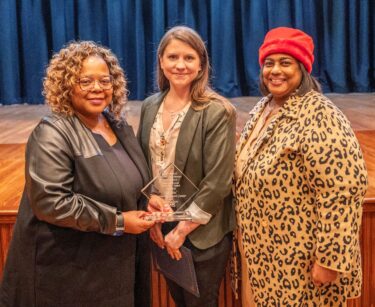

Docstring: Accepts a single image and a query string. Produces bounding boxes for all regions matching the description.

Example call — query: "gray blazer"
[138,92,236,249]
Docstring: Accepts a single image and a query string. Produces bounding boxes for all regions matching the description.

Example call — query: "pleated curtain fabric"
[0,0,374,105]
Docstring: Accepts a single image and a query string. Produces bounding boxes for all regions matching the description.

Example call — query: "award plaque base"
[144,211,192,222]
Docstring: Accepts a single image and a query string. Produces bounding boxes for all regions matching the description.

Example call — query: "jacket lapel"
[174,107,201,173]
[235,97,269,164]
[141,93,166,166]
[105,113,150,185]
[235,94,303,184]
[120,126,150,185]
[235,103,273,183]
[248,115,278,160]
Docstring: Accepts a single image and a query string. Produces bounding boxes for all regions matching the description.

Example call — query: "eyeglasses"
[76,76,113,91]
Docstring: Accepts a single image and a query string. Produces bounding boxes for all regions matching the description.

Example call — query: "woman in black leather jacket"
[0,41,154,307]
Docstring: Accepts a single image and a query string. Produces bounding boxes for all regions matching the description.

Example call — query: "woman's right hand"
[147,195,173,213]
[122,211,155,234]
[150,223,165,249]
[311,261,338,287]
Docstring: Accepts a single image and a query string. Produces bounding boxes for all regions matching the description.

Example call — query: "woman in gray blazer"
[138,26,236,307]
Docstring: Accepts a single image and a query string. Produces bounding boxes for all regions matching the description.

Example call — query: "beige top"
[149,100,191,205]
[235,101,278,179]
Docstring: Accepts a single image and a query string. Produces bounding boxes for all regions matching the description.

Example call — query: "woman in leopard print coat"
[233,27,368,306]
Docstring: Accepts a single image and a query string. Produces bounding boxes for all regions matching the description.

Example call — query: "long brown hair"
[157,26,233,115]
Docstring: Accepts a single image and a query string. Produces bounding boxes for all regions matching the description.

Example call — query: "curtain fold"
[0,0,21,103]
[0,0,373,105]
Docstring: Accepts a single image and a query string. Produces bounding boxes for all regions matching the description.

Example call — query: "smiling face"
[262,53,302,103]
[71,55,113,120]
[159,39,201,92]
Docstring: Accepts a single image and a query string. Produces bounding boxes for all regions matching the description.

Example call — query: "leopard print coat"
[234,91,368,306]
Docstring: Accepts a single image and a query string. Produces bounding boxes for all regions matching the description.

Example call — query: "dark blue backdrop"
[0,0,374,105]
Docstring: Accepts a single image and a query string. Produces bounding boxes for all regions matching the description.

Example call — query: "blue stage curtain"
[0,0,374,105]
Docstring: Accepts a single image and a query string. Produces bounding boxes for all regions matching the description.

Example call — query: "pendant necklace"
[157,112,181,165]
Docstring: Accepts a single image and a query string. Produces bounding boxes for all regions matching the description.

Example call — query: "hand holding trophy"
[146,194,185,222]
[143,162,200,295]
[147,194,172,213]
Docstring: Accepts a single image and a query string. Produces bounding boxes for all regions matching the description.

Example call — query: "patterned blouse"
[149,101,190,207]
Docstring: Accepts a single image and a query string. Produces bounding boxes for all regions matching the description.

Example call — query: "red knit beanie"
[259,27,314,73]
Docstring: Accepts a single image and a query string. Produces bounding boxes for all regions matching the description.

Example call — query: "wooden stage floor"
[1,93,374,211]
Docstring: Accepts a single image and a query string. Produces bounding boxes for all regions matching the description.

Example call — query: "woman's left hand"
[164,221,200,260]
[311,261,338,287]
[164,228,185,260]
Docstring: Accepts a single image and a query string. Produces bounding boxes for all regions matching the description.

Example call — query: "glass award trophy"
[142,162,199,222]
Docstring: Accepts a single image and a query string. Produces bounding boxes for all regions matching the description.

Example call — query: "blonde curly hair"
[43,41,127,120]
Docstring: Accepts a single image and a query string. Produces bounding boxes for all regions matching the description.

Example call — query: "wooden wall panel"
[359,204,375,307]
[0,220,14,278]
[150,262,240,307]
[1,206,373,307]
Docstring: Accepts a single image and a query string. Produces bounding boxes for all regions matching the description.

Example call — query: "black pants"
[135,232,151,307]
[165,233,232,307]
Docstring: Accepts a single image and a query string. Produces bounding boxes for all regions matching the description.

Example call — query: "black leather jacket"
[0,113,150,307]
